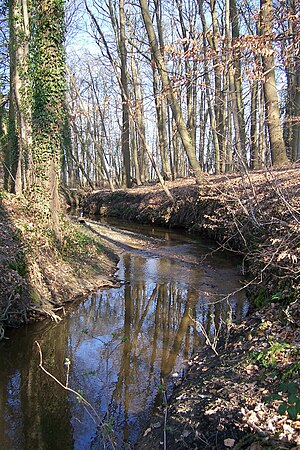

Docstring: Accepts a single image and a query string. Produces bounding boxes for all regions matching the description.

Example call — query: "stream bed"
[0,221,247,449]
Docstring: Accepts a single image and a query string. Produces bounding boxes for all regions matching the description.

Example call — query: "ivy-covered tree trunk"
[31,0,66,240]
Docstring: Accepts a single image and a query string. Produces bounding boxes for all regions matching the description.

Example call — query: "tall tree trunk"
[250,80,260,169]
[175,0,197,146]
[130,54,147,184]
[230,0,247,164]
[199,4,221,174]
[152,68,171,180]
[119,0,131,188]
[260,0,288,166]
[8,0,32,193]
[153,1,172,180]
[31,0,66,241]
[258,84,267,165]
[139,0,202,183]
[209,0,226,172]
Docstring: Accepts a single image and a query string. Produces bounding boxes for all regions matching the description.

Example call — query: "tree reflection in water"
[0,236,246,449]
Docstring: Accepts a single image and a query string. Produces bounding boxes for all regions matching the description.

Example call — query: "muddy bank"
[0,195,119,336]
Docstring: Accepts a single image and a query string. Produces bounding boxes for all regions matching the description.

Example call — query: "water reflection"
[0,228,246,449]
[0,321,73,449]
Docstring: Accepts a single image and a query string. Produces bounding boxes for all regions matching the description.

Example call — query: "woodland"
[0,0,299,449]
[0,0,299,200]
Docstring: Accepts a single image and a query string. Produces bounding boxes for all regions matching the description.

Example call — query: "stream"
[0,220,247,449]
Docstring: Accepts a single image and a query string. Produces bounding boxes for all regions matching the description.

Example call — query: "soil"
[0,165,299,449]
[0,195,119,336]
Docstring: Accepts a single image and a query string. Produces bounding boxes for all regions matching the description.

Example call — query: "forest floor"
[0,165,299,448]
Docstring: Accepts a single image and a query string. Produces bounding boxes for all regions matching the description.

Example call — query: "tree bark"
[8,0,32,193]
[260,0,288,166]
[229,0,246,164]
[250,80,260,169]
[153,0,172,180]
[199,4,221,174]
[31,0,66,241]
[119,0,131,188]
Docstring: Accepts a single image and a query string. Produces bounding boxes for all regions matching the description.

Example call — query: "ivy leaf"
[278,402,288,415]
[279,382,298,394]
[271,393,282,401]
[288,394,298,404]
[287,405,298,420]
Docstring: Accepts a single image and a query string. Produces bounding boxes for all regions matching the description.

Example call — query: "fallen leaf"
[182,430,191,438]
[224,438,235,448]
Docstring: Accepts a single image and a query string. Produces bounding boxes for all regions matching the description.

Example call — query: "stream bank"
[0,167,299,448]
[0,194,119,336]
[82,167,299,449]
[83,167,299,307]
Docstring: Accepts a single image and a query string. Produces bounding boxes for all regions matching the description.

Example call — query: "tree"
[138,0,203,184]
[8,0,32,194]
[30,0,66,239]
[260,0,288,166]
[119,0,131,188]
[5,0,67,237]
[152,0,172,180]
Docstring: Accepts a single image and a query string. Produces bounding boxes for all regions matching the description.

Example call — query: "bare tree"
[260,0,288,166]
[139,0,203,183]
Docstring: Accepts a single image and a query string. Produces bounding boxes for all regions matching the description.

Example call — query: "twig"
[35,341,100,422]
[189,311,220,355]
[162,385,168,450]
[35,341,117,449]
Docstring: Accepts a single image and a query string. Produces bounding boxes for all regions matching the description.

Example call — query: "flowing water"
[0,221,247,449]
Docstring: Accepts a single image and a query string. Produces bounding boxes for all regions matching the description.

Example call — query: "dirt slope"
[0,195,118,337]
